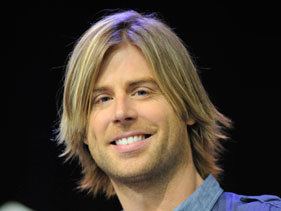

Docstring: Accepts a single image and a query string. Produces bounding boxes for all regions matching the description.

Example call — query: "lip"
[110,130,151,144]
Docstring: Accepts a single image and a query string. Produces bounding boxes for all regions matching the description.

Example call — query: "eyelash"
[132,88,150,96]
[93,95,112,104]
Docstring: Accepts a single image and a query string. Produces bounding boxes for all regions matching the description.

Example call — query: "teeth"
[115,135,146,145]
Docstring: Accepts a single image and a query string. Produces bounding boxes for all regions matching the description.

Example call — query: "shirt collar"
[174,174,223,211]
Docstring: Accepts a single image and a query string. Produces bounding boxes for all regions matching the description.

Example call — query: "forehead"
[95,43,155,86]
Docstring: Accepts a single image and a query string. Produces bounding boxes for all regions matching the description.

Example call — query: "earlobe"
[186,118,195,126]
[83,139,89,145]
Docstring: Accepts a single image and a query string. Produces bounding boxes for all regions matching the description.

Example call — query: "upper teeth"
[115,135,146,145]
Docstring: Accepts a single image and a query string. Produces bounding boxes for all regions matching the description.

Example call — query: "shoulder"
[212,192,281,211]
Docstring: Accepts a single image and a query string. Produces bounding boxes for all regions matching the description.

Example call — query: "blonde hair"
[57,10,232,198]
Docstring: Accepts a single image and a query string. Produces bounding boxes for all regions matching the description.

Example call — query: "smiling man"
[57,10,281,211]
[86,43,203,210]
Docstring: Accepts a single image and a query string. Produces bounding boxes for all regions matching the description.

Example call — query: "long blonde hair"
[57,10,232,198]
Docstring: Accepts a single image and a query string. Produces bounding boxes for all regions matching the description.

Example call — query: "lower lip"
[111,137,151,154]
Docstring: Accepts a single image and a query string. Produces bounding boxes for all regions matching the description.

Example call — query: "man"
[57,10,281,210]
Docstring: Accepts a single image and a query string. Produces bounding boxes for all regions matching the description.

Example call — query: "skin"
[86,43,203,211]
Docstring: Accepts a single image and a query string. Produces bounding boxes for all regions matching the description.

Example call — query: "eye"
[94,95,112,104]
[132,88,151,97]
[136,89,148,96]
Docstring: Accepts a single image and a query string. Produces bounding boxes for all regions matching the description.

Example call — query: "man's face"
[86,43,192,184]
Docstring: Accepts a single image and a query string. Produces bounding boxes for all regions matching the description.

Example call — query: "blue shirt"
[174,174,281,211]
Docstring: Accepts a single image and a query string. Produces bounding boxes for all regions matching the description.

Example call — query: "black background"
[2,1,281,211]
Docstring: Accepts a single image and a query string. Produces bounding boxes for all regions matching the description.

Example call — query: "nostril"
[114,116,135,124]
[125,117,133,121]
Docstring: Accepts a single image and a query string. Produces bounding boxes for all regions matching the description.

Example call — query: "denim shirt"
[174,174,281,211]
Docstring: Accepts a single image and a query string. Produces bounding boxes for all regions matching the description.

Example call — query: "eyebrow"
[128,78,158,88]
[92,78,158,94]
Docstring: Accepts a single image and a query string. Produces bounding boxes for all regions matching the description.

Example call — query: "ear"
[186,118,195,126]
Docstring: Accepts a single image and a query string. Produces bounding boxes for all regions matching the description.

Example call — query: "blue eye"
[136,90,148,96]
[100,96,111,102]
[94,96,112,104]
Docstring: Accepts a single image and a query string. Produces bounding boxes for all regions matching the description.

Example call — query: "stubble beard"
[95,134,190,191]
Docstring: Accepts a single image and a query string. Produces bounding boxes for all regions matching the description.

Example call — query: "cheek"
[88,110,111,140]
[138,100,174,124]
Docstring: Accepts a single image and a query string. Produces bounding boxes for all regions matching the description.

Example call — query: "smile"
[112,134,152,145]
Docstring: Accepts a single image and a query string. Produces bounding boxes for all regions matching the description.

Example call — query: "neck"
[111,161,203,211]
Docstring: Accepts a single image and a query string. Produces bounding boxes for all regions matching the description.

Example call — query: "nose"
[112,96,137,125]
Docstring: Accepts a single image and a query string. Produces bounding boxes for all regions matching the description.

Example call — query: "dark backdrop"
[3,2,281,211]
